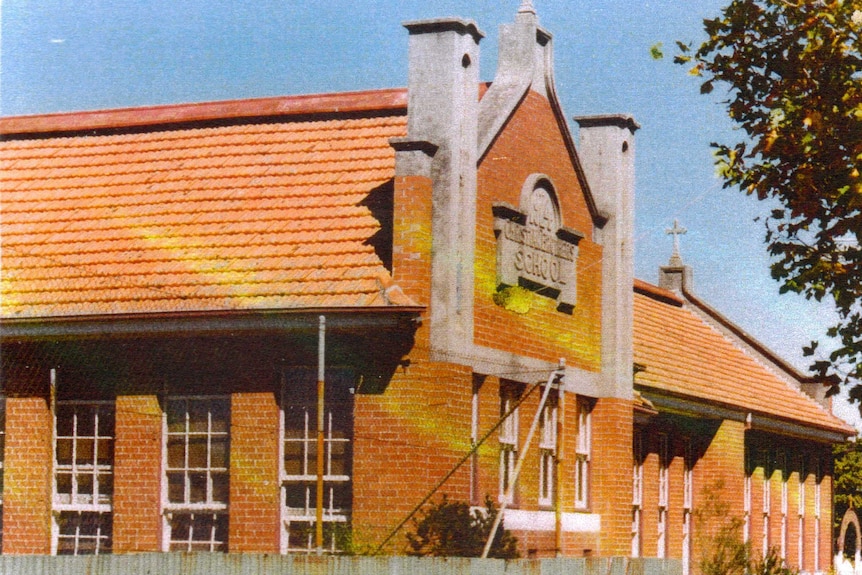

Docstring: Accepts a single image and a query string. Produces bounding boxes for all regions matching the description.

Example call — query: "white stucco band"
[502,509,601,533]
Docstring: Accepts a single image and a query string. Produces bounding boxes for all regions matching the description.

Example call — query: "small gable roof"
[633,279,853,438]
[0,89,417,322]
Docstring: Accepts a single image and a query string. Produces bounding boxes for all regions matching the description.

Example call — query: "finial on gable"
[518,0,536,15]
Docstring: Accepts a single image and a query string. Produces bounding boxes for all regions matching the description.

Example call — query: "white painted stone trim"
[502,509,600,533]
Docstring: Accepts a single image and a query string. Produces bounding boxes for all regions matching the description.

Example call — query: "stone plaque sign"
[493,178,582,310]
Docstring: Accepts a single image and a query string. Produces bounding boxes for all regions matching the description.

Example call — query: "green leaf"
[677,0,862,398]
[650,42,664,60]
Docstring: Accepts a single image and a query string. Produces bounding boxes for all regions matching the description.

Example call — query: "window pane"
[214,515,229,547]
[286,483,309,510]
[76,408,95,437]
[56,405,75,436]
[189,472,207,503]
[288,522,312,550]
[99,473,113,500]
[76,439,95,464]
[330,483,351,512]
[77,473,94,504]
[97,407,114,437]
[284,407,309,430]
[187,438,208,468]
[167,439,186,469]
[307,441,318,474]
[75,538,97,555]
[210,400,230,433]
[56,472,72,495]
[167,400,186,433]
[284,441,303,475]
[56,439,73,464]
[57,538,77,555]
[192,513,214,541]
[188,402,209,433]
[170,513,191,541]
[168,472,185,503]
[210,438,228,469]
[211,473,229,504]
[96,439,113,465]
[329,440,348,476]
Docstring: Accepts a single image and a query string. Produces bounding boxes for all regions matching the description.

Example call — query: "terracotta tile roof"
[633,280,853,434]
[1,90,416,320]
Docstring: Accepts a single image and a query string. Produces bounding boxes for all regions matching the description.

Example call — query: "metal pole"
[373,376,544,555]
[316,315,326,553]
[482,361,564,558]
[555,366,565,557]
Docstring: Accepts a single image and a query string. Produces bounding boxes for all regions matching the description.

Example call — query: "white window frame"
[798,455,806,570]
[538,399,557,508]
[574,398,591,510]
[744,448,752,544]
[632,432,643,558]
[657,508,667,559]
[683,441,693,511]
[814,457,821,573]
[499,393,519,506]
[162,395,230,553]
[682,441,693,575]
[762,450,771,558]
[280,369,353,554]
[470,382,480,506]
[778,450,787,560]
[52,400,115,555]
[657,434,669,559]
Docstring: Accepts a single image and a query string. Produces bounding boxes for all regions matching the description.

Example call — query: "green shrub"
[405,495,519,558]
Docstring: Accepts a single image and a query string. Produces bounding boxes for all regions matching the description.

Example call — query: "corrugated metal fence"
[0,555,681,575]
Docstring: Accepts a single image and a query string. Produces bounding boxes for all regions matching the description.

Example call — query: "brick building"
[0,3,852,572]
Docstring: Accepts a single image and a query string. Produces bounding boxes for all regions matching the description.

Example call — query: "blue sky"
[2,0,856,429]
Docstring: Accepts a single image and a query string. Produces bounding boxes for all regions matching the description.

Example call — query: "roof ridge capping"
[0,87,408,138]
[633,278,684,306]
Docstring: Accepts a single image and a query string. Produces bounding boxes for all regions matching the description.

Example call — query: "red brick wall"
[392,174,433,308]
[474,90,603,372]
[113,394,163,552]
[667,438,685,559]
[228,392,280,553]
[3,396,53,554]
[590,397,633,556]
[692,420,746,568]
[352,360,474,552]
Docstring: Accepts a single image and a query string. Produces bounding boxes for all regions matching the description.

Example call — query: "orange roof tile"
[1,90,416,320]
[633,281,852,435]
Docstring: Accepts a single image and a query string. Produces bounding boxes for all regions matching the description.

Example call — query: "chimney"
[401,18,483,358]
[575,115,639,398]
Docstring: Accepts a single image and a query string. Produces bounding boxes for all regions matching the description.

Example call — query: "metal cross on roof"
[665,219,687,266]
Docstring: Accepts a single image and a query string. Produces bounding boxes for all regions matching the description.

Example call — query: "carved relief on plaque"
[493,175,583,311]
